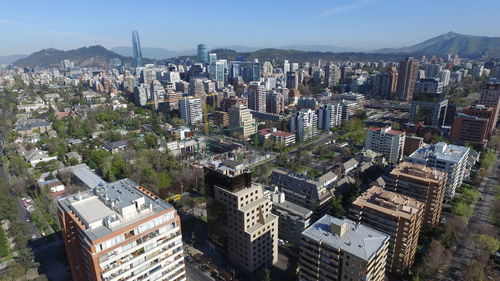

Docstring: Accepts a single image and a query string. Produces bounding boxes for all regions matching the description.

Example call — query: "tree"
[473,234,499,255]
[262,268,271,281]
[144,134,158,149]
[330,194,346,217]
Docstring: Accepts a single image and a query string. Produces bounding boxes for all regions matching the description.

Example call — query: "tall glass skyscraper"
[132,31,143,67]
[197,44,208,64]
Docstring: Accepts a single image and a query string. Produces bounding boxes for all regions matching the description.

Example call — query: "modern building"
[258,128,296,146]
[58,179,185,281]
[265,91,285,114]
[247,82,267,112]
[299,215,389,281]
[462,104,498,136]
[480,79,500,107]
[373,67,398,99]
[403,134,424,156]
[228,103,257,139]
[408,98,448,128]
[408,142,470,201]
[132,31,143,67]
[317,103,342,131]
[264,187,312,246]
[349,186,424,274]
[213,111,229,127]
[414,78,444,95]
[270,169,334,220]
[396,58,419,100]
[387,162,447,228]
[290,109,318,142]
[204,161,278,275]
[197,44,208,65]
[450,113,490,146]
[179,97,203,125]
[364,126,406,164]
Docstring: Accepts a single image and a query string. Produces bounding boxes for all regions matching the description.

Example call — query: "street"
[186,262,214,281]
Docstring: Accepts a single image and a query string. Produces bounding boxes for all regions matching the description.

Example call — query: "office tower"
[299,215,389,281]
[438,69,451,87]
[214,60,227,82]
[349,186,424,274]
[179,97,203,125]
[373,67,398,99]
[252,59,261,81]
[204,161,278,275]
[58,179,185,281]
[450,113,490,146]
[208,53,217,64]
[247,82,267,112]
[462,104,498,136]
[317,103,342,131]
[364,126,406,164]
[387,162,447,228]
[290,109,317,142]
[283,60,290,74]
[286,71,299,90]
[132,31,143,67]
[265,91,285,114]
[270,168,333,220]
[414,78,444,95]
[197,44,208,64]
[396,58,419,100]
[262,61,273,75]
[228,103,257,138]
[408,142,470,201]
[425,64,442,78]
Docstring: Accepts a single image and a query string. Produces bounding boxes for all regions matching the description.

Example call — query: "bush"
[451,202,473,218]
[0,227,10,257]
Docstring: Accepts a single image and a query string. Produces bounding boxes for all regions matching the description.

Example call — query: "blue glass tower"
[197,44,208,64]
[132,31,143,67]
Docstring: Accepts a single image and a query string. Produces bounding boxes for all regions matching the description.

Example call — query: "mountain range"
[11,32,500,67]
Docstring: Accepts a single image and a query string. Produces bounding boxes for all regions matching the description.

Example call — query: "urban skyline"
[1,0,500,55]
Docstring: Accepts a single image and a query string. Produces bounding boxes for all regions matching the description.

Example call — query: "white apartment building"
[179,97,203,125]
[228,103,257,138]
[317,103,342,131]
[408,142,470,201]
[364,126,406,164]
[290,109,317,142]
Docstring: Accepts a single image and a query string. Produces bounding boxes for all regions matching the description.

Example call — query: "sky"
[1,0,500,55]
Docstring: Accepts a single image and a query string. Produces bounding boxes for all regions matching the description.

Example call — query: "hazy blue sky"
[1,0,500,55]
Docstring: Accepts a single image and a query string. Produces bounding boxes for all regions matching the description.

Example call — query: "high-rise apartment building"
[228,103,257,138]
[387,162,447,228]
[247,82,267,112]
[286,71,299,90]
[349,186,424,274]
[290,109,317,142]
[396,58,419,100]
[450,113,490,146]
[132,31,143,67]
[317,103,342,131]
[197,44,208,64]
[408,142,470,201]
[373,67,398,99]
[179,97,203,125]
[265,91,285,114]
[364,126,406,164]
[299,215,389,281]
[58,179,185,281]
[204,161,278,275]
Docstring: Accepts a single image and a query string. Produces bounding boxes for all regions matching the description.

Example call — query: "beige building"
[349,186,424,274]
[228,103,257,138]
[387,162,447,228]
[204,161,278,275]
[58,179,185,281]
[299,215,389,281]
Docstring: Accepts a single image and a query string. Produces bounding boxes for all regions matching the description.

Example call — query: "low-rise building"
[258,128,296,146]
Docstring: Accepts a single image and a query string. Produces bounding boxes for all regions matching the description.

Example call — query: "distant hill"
[111,46,195,60]
[374,32,500,57]
[13,46,141,68]
[0,54,28,65]
[171,48,410,64]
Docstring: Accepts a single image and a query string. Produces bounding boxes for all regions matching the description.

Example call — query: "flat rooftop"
[303,215,388,262]
[352,186,424,220]
[409,142,469,164]
[391,162,447,183]
[58,178,174,241]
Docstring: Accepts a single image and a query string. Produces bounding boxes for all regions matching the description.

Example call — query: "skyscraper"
[396,58,419,100]
[132,31,143,67]
[197,44,208,64]
[247,82,266,112]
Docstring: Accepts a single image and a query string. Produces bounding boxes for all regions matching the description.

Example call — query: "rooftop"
[391,162,447,183]
[352,186,424,220]
[58,178,174,241]
[303,215,388,262]
[409,142,470,164]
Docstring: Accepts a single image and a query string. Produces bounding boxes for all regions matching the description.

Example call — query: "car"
[31,234,37,239]
[25,218,30,222]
